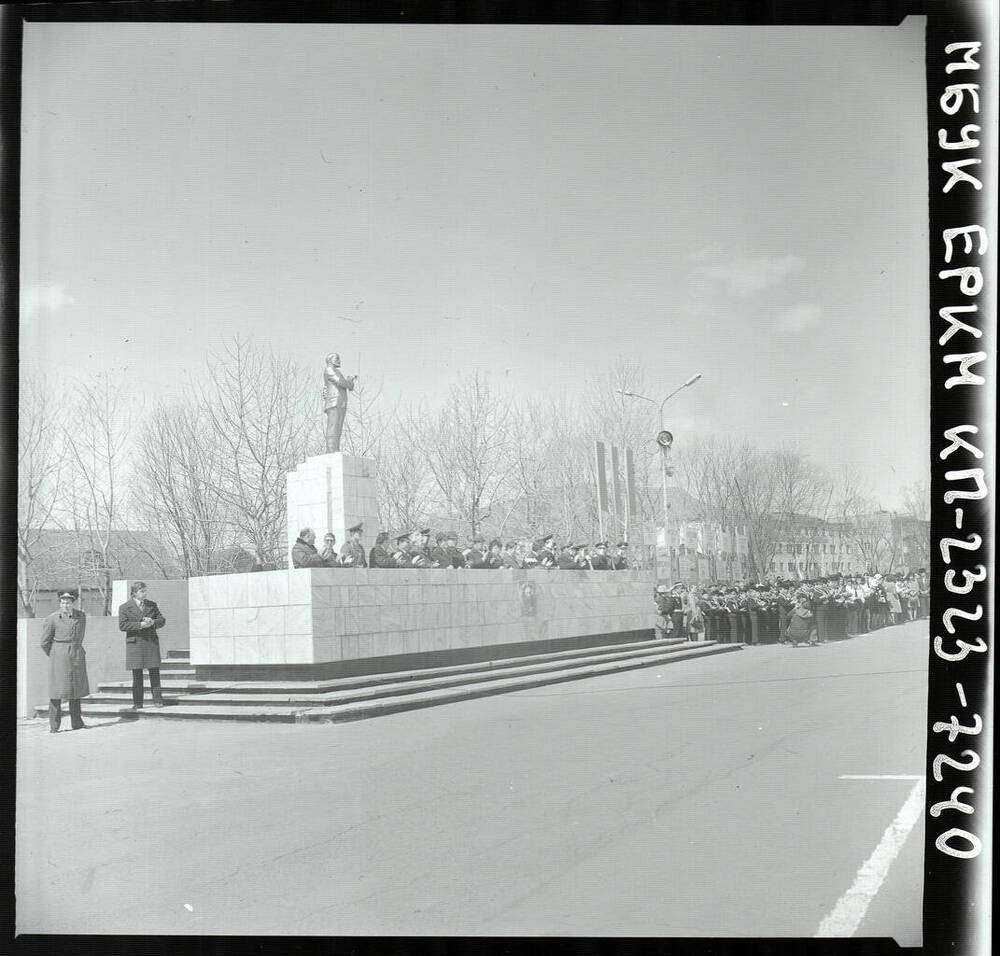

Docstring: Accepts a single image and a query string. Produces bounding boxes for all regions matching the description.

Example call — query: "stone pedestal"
[286,453,379,565]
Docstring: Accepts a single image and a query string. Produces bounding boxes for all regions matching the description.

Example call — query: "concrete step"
[92,638,699,703]
[45,641,742,723]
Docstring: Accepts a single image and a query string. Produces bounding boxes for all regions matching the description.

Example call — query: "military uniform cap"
[418,527,431,535]
[348,522,364,533]
[395,531,411,543]
[58,589,78,600]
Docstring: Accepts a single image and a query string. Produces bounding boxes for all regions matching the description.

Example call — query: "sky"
[20,19,929,509]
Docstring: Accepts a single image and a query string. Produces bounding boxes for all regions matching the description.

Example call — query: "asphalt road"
[17,620,928,941]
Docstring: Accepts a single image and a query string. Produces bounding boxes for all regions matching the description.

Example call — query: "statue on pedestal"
[323,352,357,453]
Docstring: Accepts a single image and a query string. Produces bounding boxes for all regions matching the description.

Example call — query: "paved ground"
[17,620,928,940]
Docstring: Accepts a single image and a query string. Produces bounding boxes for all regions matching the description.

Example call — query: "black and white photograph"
[8,2,994,950]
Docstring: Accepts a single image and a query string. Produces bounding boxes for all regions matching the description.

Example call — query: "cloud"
[696,253,804,294]
[776,303,822,333]
[21,281,75,320]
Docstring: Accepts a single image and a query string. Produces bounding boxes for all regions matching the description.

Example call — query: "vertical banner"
[625,447,638,520]
[594,440,608,514]
[610,445,623,522]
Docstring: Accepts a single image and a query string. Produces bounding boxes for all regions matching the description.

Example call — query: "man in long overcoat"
[41,589,90,732]
[118,581,166,708]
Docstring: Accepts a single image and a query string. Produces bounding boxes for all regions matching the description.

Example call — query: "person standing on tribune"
[323,352,357,454]
[41,589,90,732]
[118,581,166,709]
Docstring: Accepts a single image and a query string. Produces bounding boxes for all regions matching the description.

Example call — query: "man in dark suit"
[292,528,327,568]
[369,531,395,568]
[431,532,452,569]
[118,581,166,709]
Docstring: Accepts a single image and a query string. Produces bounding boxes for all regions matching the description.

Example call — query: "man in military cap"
[339,522,368,568]
[501,541,520,569]
[612,542,630,570]
[535,534,557,569]
[370,531,395,568]
[391,532,412,568]
[557,542,578,570]
[41,589,90,732]
[589,541,611,570]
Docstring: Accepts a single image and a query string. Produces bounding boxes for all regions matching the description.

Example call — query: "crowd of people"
[291,525,635,570]
[653,570,930,646]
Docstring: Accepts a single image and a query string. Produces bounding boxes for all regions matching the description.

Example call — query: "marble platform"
[187,568,656,669]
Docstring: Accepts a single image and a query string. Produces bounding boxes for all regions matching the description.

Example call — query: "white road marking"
[816,777,925,937]
[838,774,923,780]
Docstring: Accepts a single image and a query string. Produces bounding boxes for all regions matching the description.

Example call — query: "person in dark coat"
[41,590,90,732]
[485,538,505,569]
[589,542,611,570]
[653,585,678,640]
[464,536,489,568]
[431,531,453,569]
[291,528,327,568]
[369,531,395,568]
[118,581,166,708]
[557,542,578,570]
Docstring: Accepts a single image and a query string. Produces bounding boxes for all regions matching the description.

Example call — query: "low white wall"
[188,567,657,666]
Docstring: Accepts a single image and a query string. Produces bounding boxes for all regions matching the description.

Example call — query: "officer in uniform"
[41,589,90,732]
[590,541,611,570]
[557,542,578,569]
[613,542,629,569]
[535,534,557,569]
[391,532,412,567]
[410,529,435,568]
[339,522,368,567]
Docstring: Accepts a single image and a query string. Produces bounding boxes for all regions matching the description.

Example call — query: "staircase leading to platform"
[36,637,742,725]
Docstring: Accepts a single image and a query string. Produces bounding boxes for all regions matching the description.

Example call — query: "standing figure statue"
[323,352,357,453]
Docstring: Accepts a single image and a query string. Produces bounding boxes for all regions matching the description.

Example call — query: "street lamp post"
[618,373,702,575]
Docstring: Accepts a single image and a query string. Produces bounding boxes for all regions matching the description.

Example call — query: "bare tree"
[424,374,516,538]
[17,372,65,616]
[199,337,316,567]
[61,377,134,614]
[830,467,898,573]
[376,407,437,533]
[898,479,930,570]
[130,401,232,577]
